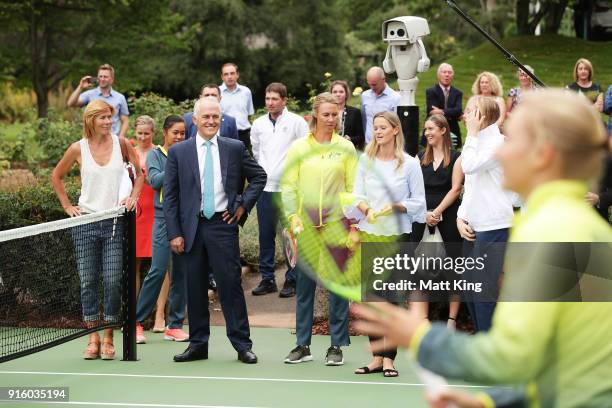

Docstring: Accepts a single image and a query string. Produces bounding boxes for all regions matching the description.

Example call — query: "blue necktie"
[202,140,215,219]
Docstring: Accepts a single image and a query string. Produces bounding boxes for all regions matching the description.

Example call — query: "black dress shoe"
[237,349,258,364]
[251,279,277,296]
[173,345,208,362]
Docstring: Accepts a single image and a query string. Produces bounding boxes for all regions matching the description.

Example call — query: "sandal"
[383,368,399,377]
[83,341,100,360]
[152,318,166,333]
[354,365,383,374]
[100,339,115,360]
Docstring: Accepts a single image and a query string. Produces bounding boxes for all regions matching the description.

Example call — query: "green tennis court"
[0,326,489,407]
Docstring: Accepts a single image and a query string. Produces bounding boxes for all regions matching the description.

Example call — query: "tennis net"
[0,207,137,363]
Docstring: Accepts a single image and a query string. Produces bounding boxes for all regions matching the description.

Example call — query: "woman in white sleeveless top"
[52,99,143,360]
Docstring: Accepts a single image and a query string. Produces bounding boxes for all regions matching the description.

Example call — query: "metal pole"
[444,0,546,88]
[122,209,137,361]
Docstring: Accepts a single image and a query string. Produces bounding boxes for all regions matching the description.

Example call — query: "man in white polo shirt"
[250,82,309,297]
[220,63,255,154]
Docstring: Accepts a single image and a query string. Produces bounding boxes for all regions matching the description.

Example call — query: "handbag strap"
[118,137,129,163]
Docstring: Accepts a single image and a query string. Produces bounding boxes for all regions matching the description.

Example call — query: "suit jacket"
[163,136,266,252]
[183,112,239,140]
[425,84,463,142]
[341,105,365,150]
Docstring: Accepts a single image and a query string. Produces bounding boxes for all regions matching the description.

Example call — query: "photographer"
[67,63,130,138]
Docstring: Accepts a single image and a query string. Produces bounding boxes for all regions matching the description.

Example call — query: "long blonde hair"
[421,114,452,168]
[365,111,405,170]
[309,92,340,133]
[472,71,504,97]
[512,89,607,180]
[82,99,115,139]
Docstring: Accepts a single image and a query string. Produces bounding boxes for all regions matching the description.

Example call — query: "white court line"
[0,401,263,408]
[0,370,488,388]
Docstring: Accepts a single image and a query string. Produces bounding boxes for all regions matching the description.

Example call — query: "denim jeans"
[464,228,509,332]
[136,217,186,328]
[72,218,123,323]
[256,191,296,283]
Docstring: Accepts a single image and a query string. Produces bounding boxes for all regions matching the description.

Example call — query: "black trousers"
[183,214,252,352]
[238,129,252,156]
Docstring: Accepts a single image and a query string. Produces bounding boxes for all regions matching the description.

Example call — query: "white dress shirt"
[457,124,514,231]
[219,83,255,131]
[250,108,309,192]
[196,133,228,212]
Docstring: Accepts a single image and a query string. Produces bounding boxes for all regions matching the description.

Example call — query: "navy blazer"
[425,85,463,143]
[183,112,239,140]
[163,136,266,252]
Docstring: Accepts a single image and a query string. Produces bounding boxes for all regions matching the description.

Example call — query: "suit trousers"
[184,214,252,352]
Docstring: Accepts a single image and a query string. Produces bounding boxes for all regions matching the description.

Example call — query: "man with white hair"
[425,63,463,148]
[361,66,401,144]
[163,97,266,364]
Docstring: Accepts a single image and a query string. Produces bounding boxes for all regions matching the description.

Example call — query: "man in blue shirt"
[219,63,255,153]
[360,66,401,145]
[604,84,612,135]
[184,84,239,140]
[67,63,130,138]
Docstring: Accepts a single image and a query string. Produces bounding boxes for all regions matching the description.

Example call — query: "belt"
[198,211,225,219]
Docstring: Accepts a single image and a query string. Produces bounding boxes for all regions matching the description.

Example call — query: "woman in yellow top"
[353,89,612,407]
[281,92,358,366]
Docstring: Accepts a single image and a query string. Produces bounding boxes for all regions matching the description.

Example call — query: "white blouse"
[352,153,426,236]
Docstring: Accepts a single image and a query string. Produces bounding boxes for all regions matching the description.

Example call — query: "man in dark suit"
[164,97,266,364]
[425,63,463,148]
[184,84,239,140]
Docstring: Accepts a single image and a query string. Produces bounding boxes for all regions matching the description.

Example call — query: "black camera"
[89,77,99,86]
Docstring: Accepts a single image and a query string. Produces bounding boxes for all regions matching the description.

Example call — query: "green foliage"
[34,118,81,167]
[128,93,193,145]
[0,82,35,122]
[0,136,27,165]
[0,177,80,229]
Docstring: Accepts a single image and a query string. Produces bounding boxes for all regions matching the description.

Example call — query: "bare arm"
[51,142,81,216]
[125,141,144,209]
[495,97,506,127]
[67,76,92,107]
[433,156,464,217]
[505,96,513,118]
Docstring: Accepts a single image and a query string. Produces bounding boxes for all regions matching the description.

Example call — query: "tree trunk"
[29,2,50,118]
[543,0,569,34]
[516,0,533,35]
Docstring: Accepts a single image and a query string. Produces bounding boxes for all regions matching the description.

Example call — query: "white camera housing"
[382,16,431,106]
[382,16,430,45]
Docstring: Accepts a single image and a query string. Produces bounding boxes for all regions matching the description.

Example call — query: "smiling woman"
[50,99,144,360]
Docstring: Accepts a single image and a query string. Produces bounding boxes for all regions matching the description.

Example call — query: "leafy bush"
[34,118,81,167]
[128,92,193,145]
[0,136,28,166]
[0,82,36,123]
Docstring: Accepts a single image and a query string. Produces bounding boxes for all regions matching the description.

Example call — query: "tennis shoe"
[164,328,189,342]
[325,346,344,366]
[136,324,146,344]
[284,345,313,363]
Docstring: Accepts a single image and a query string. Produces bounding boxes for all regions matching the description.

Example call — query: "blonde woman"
[466,71,506,127]
[281,92,357,366]
[567,58,604,112]
[457,96,513,332]
[352,111,425,377]
[52,99,144,360]
[134,115,156,300]
[506,65,536,115]
[353,89,612,408]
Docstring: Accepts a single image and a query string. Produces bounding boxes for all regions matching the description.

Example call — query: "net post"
[122,208,138,361]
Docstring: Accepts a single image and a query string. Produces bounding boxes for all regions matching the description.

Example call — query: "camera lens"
[390,30,395,36]
[397,29,405,37]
